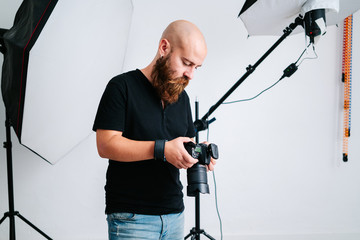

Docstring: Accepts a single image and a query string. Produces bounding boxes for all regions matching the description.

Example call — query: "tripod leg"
[0,212,16,240]
[0,213,9,224]
[184,232,192,239]
[16,213,52,240]
[202,230,216,240]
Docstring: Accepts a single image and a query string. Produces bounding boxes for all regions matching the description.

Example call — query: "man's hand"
[164,137,198,169]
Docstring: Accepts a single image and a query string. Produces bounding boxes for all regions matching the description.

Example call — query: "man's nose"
[184,67,195,80]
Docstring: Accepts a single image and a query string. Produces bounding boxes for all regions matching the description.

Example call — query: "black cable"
[206,125,223,240]
[212,170,223,240]
[222,43,317,105]
[222,75,284,104]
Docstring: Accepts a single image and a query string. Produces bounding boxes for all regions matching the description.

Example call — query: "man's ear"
[159,39,171,57]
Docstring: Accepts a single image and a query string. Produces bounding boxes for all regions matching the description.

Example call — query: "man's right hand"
[164,137,198,169]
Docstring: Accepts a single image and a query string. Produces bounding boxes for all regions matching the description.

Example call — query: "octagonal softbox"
[1,0,133,164]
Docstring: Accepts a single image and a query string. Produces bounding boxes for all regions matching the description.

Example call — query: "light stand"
[185,101,215,240]
[1,1,56,238]
[185,15,304,240]
[0,114,52,240]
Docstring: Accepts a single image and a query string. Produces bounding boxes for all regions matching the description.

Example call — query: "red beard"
[151,55,189,105]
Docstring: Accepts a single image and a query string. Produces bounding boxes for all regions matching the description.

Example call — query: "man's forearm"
[96,129,155,162]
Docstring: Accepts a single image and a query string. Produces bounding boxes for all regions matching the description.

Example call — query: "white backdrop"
[1,0,360,239]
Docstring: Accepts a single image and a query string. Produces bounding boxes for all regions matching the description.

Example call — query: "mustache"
[168,76,189,91]
[161,76,189,104]
[168,76,189,85]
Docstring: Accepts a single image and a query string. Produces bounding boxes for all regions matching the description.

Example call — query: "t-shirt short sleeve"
[92,77,127,132]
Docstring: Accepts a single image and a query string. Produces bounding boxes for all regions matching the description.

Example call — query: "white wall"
[1,0,360,239]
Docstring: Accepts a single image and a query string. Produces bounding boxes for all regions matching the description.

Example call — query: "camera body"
[184,142,219,165]
[184,141,219,196]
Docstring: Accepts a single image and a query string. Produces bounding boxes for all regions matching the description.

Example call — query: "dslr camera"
[184,142,219,165]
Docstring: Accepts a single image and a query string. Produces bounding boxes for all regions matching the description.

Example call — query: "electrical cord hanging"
[206,122,223,240]
[212,170,223,240]
[222,43,317,105]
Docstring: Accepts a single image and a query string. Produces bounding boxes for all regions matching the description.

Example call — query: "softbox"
[1,0,133,164]
[239,0,360,36]
[1,0,58,148]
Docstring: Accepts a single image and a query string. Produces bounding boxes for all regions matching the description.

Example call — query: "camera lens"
[187,163,209,196]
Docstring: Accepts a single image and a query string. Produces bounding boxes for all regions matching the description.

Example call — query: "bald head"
[161,20,207,53]
[141,20,207,84]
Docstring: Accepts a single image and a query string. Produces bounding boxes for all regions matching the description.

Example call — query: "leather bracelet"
[154,139,166,162]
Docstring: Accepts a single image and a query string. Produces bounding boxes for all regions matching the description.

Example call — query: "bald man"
[93,20,214,240]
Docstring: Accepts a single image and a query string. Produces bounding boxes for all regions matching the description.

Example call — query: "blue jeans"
[107,212,184,240]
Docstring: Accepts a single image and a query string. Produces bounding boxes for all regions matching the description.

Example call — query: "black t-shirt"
[93,69,195,215]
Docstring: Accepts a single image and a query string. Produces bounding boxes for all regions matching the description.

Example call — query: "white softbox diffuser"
[20,0,133,164]
[239,0,360,36]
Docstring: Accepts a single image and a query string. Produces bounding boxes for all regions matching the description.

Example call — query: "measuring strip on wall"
[342,15,353,162]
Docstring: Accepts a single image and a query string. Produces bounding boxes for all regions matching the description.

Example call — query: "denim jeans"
[107,211,184,240]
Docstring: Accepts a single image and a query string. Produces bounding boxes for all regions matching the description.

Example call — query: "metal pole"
[5,116,16,240]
